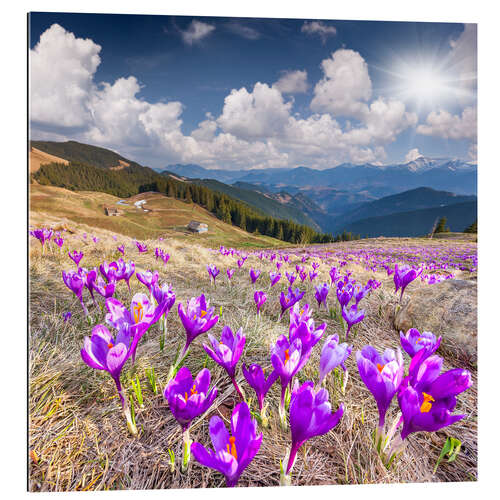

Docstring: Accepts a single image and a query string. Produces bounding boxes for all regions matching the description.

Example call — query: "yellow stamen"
[226,436,237,459]
[133,302,144,324]
[200,310,207,318]
[191,384,197,395]
[107,342,113,349]
[377,363,385,373]
[284,349,290,365]
[416,337,423,344]
[420,392,435,413]
[185,392,188,401]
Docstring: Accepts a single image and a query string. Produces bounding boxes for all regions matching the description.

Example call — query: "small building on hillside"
[104,206,120,216]
[187,220,208,233]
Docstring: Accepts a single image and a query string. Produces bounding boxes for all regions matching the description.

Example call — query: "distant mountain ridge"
[162,158,477,197]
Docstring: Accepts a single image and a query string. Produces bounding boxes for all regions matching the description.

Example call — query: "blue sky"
[29,13,477,169]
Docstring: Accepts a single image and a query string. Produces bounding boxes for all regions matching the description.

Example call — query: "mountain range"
[30,140,477,238]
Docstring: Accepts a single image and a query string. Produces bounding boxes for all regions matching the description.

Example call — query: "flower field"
[28,222,477,491]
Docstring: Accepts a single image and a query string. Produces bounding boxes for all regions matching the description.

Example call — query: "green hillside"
[30,140,335,245]
[31,140,144,170]
[189,178,322,231]
[337,201,477,238]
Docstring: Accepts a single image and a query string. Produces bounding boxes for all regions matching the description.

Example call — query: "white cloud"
[416,106,477,140]
[301,21,337,43]
[217,83,293,140]
[190,113,218,142]
[273,70,308,94]
[180,20,215,45]
[226,22,260,40]
[30,25,422,171]
[30,24,101,129]
[405,148,423,163]
[344,98,418,145]
[310,49,372,119]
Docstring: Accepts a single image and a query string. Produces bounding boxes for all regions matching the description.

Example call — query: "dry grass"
[28,222,477,491]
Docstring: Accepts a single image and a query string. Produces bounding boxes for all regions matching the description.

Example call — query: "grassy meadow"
[28,217,477,491]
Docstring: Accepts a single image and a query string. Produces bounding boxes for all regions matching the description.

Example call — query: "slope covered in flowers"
[28,220,477,491]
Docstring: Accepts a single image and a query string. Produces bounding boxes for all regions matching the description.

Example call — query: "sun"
[401,65,448,103]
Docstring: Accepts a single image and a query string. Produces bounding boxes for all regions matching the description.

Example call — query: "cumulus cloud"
[30,25,421,170]
[416,106,477,140]
[310,49,372,119]
[30,24,101,129]
[301,21,337,43]
[217,83,293,140]
[273,70,308,94]
[405,148,423,163]
[180,20,215,45]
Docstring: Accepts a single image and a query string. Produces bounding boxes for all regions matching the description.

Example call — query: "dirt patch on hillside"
[30,147,69,173]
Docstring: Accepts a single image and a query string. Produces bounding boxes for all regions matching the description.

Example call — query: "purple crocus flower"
[78,267,98,306]
[191,401,262,487]
[54,237,64,249]
[94,277,116,299]
[353,283,371,305]
[341,304,365,338]
[136,241,148,253]
[284,380,344,478]
[269,271,281,287]
[394,264,422,300]
[242,363,278,414]
[117,245,125,255]
[336,280,355,308]
[207,264,220,284]
[318,334,352,385]
[31,228,53,251]
[100,261,117,283]
[279,287,305,318]
[136,270,159,294]
[314,283,330,309]
[62,311,72,323]
[329,267,341,284]
[152,282,176,311]
[271,335,303,423]
[254,290,267,314]
[285,272,296,285]
[249,268,261,284]
[288,304,326,372]
[106,292,172,362]
[237,259,244,268]
[203,326,246,399]
[164,366,218,432]
[80,324,140,435]
[62,270,88,315]
[276,262,283,270]
[311,262,320,270]
[177,294,219,357]
[68,250,83,266]
[309,271,318,282]
[356,346,404,429]
[162,252,170,265]
[226,268,235,281]
[399,328,441,359]
[398,350,472,439]
[120,260,135,290]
